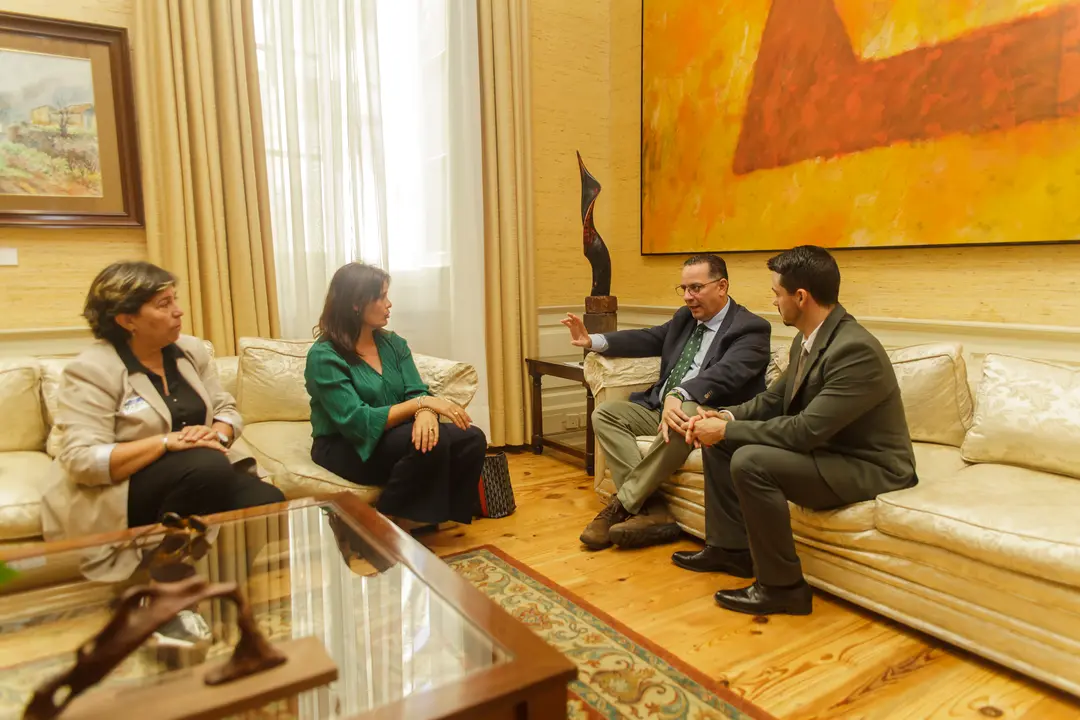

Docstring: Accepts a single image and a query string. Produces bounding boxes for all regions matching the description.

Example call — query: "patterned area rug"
[446,546,775,720]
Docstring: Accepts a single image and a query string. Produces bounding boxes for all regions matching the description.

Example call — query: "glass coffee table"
[0,496,575,719]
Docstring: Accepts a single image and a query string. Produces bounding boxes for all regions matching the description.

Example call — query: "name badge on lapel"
[121,396,152,416]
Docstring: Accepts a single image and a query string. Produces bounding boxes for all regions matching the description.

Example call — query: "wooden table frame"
[1,496,578,720]
[525,357,595,475]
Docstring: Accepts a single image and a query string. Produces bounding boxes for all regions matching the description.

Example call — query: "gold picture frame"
[0,11,142,227]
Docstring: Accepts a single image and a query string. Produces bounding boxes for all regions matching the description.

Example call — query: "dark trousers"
[127,448,286,528]
[312,422,486,526]
[703,442,845,586]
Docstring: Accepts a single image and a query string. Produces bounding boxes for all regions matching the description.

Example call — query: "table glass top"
[0,504,508,718]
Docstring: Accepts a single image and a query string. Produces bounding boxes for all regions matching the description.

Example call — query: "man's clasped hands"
[657,394,733,449]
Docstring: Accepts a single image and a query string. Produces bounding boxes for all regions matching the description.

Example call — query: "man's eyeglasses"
[675,279,722,296]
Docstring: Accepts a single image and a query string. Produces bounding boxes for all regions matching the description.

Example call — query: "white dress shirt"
[802,319,825,354]
[590,299,731,400]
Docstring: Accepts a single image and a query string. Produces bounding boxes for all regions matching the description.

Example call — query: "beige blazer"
[41,335,250,540]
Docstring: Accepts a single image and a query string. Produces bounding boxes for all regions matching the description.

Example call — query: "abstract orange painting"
[641,0,1080,253]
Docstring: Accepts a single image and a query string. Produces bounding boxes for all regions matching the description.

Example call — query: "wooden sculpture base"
[61,636,337,720]
[583,296,617,357]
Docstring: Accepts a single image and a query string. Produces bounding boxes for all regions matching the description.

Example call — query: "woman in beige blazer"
[41,262,284,540]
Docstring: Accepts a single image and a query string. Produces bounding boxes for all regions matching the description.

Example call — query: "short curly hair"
[83,262,177,344]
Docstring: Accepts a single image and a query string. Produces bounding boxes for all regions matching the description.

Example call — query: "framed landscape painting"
[641,0,1080,254]
[0,12,141,227]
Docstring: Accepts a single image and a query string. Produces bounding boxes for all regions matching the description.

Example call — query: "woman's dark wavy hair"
[315,262,390,362]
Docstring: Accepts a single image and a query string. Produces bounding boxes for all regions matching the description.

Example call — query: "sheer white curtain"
[253,0,490,434]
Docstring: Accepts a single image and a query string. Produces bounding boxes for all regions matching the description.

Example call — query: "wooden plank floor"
[424,451,1080,720]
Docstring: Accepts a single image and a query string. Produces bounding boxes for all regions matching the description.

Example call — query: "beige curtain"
[134,0,280,355]
[479,0,536,447]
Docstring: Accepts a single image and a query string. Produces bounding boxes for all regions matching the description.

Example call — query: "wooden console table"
[525,357,595,475]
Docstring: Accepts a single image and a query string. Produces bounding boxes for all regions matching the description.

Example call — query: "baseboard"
[537,304,1080,430]
[0,327,93,358]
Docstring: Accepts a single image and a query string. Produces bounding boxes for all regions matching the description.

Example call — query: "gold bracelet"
[414,407,438,420]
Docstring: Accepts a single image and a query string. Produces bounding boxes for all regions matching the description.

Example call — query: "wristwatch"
[216,431,232,448]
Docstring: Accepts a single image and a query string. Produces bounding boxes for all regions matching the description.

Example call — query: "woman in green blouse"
[305,262,485,525]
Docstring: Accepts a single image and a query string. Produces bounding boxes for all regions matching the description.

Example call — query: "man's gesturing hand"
[560,313,593,349]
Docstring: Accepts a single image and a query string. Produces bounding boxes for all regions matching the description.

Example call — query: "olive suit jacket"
[723,305,916,502]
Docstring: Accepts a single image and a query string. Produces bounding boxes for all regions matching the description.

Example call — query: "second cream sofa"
[0,337,478,544]
[584,341,1080,698]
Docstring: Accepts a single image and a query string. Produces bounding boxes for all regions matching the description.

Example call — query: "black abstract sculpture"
[577,151,612,297]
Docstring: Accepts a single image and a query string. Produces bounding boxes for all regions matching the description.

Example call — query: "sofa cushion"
[887,343,973,447]
[237,338,312,424]
[38,357,69,458]
[875,463,1080,588]
[0,359,47,453]
[911,442,968,482]
[790,443,963,535]
[0,451,51,540]
[412,354,479,409]
[238,337,480,424]
[241,422,380,503]
[215,356,240,400]
[658,442,968,539]
[767,345,790,387]
[962,354,1080,480]
[37,357,67,425]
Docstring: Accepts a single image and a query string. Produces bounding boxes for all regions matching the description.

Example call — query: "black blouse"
[117,343,207,432]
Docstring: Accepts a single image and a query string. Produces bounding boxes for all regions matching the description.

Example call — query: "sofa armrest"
[414,354,478,409]
[583,353,661,395]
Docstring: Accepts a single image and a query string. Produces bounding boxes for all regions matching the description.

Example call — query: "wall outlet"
[564,414,580,430]
[0,248,17,266]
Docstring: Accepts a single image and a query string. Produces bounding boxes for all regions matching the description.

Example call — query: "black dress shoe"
[714,580,813,616]
[671,546,754,577]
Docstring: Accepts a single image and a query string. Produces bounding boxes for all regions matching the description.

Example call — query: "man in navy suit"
[562,254,771,550]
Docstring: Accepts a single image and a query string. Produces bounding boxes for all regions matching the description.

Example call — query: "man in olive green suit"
[674,245,916,616]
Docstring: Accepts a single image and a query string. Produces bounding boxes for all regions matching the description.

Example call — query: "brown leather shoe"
[579,497,631,550]
[608,498,681,548]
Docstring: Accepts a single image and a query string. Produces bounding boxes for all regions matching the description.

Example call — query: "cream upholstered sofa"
[584,342,1080,697]
[0,337,478,544]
